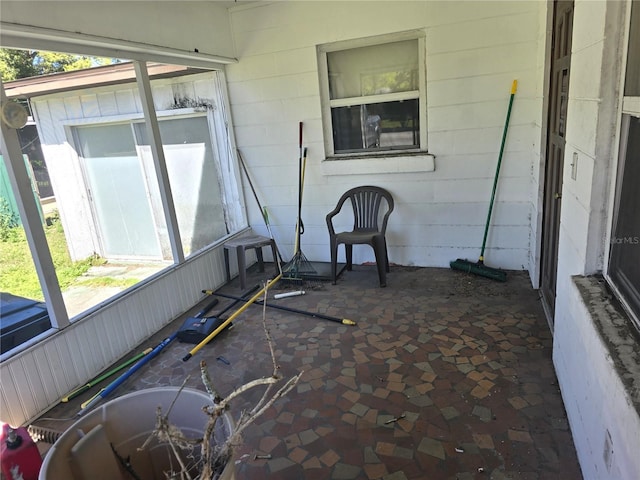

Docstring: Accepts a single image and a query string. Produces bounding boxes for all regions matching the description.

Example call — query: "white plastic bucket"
[39,387,234,480]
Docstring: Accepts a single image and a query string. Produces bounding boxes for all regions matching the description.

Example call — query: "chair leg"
[330,239,338,285]
[255,247,265,273]
[269,240,279,276]
[372,238,387,287]
[224,247,231,283]
[236,245,247,290]
[345,244,353,271]
[383,238,390,272]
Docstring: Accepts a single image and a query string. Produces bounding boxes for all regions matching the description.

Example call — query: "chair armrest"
[326,208,340,236]
[326,192,350,237]
[379,195,395,234]
[379,209,393,235]
[327,189,353,236]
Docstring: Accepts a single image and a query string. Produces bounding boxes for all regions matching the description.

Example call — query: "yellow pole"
[182,273,282,361]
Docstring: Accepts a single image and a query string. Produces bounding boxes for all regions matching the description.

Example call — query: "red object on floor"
[1,422,42,480]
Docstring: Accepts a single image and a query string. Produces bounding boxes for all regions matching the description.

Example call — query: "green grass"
[0,213,133,300]
[74,276,139,289]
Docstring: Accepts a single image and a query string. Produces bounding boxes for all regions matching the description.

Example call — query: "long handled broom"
[450,80,517,282]
[237,148,285,267]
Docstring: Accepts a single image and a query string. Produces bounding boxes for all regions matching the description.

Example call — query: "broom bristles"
[449,258,507,282]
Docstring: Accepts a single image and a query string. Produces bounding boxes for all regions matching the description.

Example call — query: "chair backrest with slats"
[343,186,394,233]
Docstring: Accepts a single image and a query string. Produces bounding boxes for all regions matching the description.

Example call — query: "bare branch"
[238,372,302,438]
[246,282,281,416]
[261,284,278,376]
[139,406,197,480]
[200,360,222,404]
[142,279,304,479]
[166,437,193,480]
[220,376,280,408]
[216,371,302,463]
[248,382,275,418]
[167,376,191,417]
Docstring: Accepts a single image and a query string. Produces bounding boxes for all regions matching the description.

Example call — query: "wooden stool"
[223,235,279,289]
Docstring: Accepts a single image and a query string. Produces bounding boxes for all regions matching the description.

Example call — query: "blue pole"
[77,333,177,416]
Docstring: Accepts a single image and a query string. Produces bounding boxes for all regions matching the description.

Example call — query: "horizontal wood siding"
[0,246,228,426]
[226,1,546,270]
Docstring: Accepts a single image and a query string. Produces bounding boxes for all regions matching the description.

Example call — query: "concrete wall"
[552,1,640,478]
[226,1,547,272]
[555,277,640,480]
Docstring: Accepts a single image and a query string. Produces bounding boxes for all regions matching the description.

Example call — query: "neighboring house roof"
[4,62,208,99]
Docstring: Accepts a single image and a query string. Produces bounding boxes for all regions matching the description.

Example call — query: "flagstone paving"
[35,265,583,479]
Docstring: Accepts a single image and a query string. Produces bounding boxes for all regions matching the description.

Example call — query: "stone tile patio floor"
[35,265,583,479]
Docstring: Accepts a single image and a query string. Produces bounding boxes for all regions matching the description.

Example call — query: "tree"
[0,48,112,82]
[0,49,37,80]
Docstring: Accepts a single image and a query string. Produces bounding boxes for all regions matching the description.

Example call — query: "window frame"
[1,65,244,345]
[317,29,427,159]
[607,113,640,330]
[605,0,640,331]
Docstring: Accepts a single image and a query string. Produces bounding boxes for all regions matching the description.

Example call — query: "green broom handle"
[480,80,517,262]
[61,347,152,402]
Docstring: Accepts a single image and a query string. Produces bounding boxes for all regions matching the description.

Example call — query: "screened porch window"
[76,123,162,260]
[134,115,228,256]
[74,113,228,262]
[318,32,425,156]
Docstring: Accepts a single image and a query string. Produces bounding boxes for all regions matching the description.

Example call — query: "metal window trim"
[317,29,426,54]
[604,0,635,276]
[0,81,70,330]
[329,90,419,108]
[605,113,640,332]
[604,0,639,314]
[604,270,640,333]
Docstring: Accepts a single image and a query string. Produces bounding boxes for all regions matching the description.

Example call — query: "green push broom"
[450,80,517,282]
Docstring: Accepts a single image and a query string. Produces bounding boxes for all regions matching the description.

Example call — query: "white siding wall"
[226,1,546,272]
[552,1,640,478]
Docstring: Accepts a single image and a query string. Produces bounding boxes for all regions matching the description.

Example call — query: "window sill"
[321,152,435,176]
[573,275,640,410]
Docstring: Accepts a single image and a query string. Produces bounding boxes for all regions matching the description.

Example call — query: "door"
[76,123,162,260]
[541,0,573,326]
[134,116,228,257]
